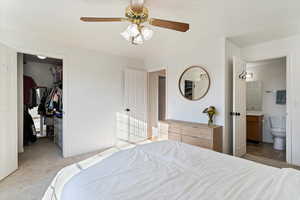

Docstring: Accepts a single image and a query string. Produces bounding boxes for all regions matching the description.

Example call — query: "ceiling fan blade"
[80,17,125,22]
[149,18,190,32]
[130,0,145,13]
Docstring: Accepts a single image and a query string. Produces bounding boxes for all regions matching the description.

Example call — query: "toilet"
[269,116,286,150]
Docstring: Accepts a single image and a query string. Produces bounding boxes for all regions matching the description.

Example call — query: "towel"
[276,90,286,105]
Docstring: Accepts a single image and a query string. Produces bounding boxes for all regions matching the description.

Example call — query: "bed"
[43,141,300,200]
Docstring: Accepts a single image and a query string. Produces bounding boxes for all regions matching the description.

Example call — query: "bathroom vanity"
[247,111,264,143]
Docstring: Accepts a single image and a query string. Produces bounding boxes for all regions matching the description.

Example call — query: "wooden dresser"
[158,120,223,152]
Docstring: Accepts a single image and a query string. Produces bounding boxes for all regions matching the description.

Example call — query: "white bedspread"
[43,141,300,200]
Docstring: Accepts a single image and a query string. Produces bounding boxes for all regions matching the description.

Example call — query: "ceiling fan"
[80,0,190,45]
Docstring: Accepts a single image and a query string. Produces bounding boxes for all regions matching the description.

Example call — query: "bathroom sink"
[247,111,264,116]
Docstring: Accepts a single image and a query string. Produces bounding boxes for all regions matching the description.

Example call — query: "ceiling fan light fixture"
[127,24,140,37]
[132,34,144,45]
[121,30,131,41]
[121,24,142,43]
[121,24,154,44]
[141,26,153,41]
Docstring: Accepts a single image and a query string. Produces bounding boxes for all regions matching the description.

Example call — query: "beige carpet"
[0,138,106,200]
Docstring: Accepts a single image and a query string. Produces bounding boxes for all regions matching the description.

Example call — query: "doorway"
[232,56,289,163]
[158,76,166,121]
[245,57,287,162]
[18,53,64,156]
[116,68,166,146]
[148,69,167,140]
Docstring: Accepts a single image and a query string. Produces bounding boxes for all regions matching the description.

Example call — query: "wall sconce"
[246,72,253,79]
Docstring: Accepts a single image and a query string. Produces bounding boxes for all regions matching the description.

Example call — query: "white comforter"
[43,141,300,200]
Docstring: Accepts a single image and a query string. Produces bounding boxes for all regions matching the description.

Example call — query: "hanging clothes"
[23,75,37,108]
[23,109,37,145]
[38,89,49,116]
[30,88,37,108]
[45,87,63,116]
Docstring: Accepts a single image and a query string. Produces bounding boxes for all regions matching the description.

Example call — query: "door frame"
[243,55,292,164]
[15,47,67,157]
[147,67,168,138]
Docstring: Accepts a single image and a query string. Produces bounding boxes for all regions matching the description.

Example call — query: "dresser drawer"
[159,130,169,136]
[158,122,169,131]
[169,126,181,134]
[168,132,181,141]
[181,135,212,149]
[159,120,222,152]
[182,126,212,139]
[158,126,168,134]
[159,126,168,133]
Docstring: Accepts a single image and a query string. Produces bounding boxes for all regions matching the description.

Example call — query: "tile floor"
[247,142,286,162]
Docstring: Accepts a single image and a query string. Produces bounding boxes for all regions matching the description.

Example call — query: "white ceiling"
[247,57,286,67]
[1,0,300,57]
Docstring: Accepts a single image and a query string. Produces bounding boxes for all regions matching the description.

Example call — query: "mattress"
[43,141,300,200]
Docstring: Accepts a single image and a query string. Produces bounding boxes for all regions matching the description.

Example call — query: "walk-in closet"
[19,53,64,154]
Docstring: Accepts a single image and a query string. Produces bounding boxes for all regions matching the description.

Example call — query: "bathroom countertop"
[247,111,264,116]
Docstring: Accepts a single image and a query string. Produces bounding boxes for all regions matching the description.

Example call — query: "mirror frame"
[178,66,211,101]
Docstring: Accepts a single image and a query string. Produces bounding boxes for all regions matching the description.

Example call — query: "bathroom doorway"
[245,57,287,162]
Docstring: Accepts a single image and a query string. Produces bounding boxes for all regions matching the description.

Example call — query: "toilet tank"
[269,116,286,130]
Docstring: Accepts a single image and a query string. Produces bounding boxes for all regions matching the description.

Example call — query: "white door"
[121,68,147,142]
[232,56,247,157]
[0,43,18,180]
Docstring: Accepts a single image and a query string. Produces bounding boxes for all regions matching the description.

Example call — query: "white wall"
[246,59,286,143]
[145,36,228,152]
[63,50,144,157]
[23,61,54,88]
[241,35,300,165]
[0,30,145,157]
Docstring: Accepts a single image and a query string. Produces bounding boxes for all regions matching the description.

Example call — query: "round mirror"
[179,66,210,101]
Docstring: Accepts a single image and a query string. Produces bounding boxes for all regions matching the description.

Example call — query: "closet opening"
[18,53,64,157]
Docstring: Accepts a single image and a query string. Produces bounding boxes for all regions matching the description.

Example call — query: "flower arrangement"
[202,106,217,125]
